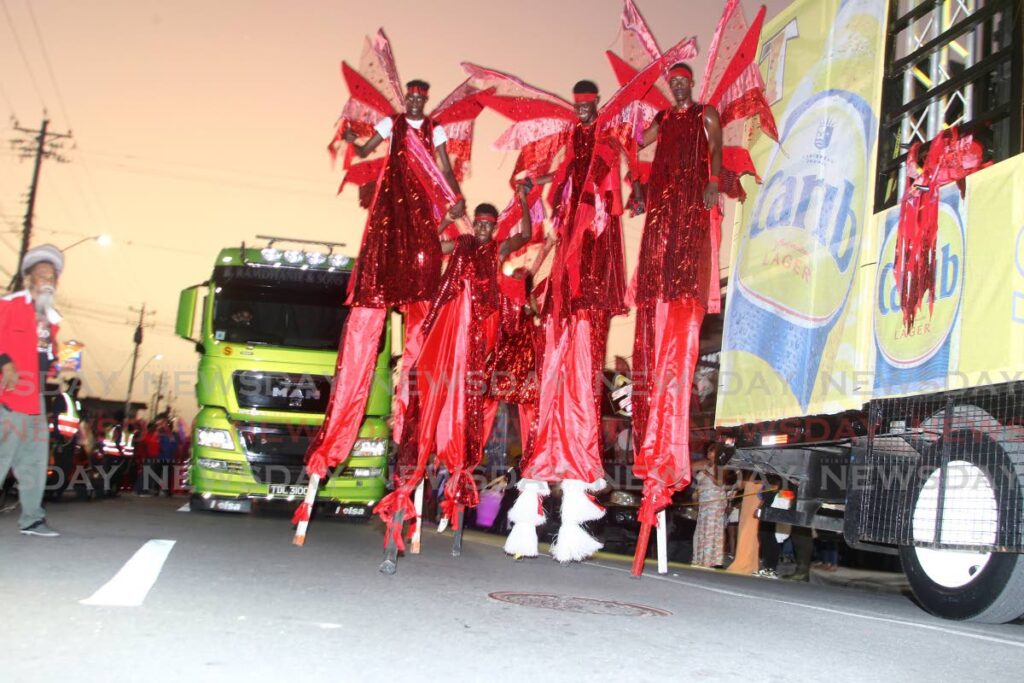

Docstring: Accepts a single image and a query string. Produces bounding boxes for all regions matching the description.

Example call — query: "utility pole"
[8,118,72,291]
[150,371,166,421]
[123,304,156,422]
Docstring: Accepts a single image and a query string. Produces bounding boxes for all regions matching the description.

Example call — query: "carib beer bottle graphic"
[873,186,966,395]
[724,0,884,413]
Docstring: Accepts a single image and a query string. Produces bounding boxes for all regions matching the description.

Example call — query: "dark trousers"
[759,522,780,570]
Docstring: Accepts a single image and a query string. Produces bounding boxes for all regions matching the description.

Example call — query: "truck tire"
[899,431,1024,623]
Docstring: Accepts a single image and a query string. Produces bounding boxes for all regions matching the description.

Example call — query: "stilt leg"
[379,509,405,575]
[411,479,424,555]
[291,473,320,547]
[657,510,668,575]
[452,506,465,557]
[632,520,652,577]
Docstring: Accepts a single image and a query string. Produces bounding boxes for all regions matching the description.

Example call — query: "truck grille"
[852,383,1024,553]
[233,371,332,414]
[238,424,319,485]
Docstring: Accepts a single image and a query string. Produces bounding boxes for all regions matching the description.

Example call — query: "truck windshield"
[212,278,348,351]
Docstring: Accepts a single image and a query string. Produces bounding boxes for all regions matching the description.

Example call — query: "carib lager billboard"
[717,0,887,426]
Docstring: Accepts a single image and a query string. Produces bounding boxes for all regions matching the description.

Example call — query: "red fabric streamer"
[305,307,387,477]
[380,237,501,535]
[291,501,311,526]
[632,298,704,517]
[525,314,604,484]
[894,127,987,330]
[374,487,417,552]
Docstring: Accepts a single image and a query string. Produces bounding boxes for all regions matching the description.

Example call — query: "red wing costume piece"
[302,32,485,540]
[606,0,699,180]
[375,236,501,547]
[622,0,777,575]
[894,127,986,331]
[467,52,678,562]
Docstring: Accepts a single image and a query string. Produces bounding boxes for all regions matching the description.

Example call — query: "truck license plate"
[268,484,307,497]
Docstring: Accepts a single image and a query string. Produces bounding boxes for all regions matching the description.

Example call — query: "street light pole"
[61,234,111,252]
[123,304,156,421]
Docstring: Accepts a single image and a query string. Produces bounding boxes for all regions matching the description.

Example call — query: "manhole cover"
[488,592,670,617]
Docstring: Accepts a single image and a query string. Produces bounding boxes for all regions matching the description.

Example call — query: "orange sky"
[0,0,789,419]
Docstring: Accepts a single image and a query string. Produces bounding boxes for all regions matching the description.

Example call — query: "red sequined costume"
[488,274,542,466]
[305,115,443,484]
[375,235,500,547]
[631,104,711,538]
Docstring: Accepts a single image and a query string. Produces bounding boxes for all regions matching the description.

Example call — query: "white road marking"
[80,540,176,607]
[177,503,190,512]
[587,560,1024,650]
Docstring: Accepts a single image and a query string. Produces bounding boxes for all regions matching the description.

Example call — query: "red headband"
[474,212,498,222]
[573,92,598,103]
[407,86,429,97]
[668,66,693,81]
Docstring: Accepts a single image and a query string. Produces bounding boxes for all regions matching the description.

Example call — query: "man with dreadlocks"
[628,61,723,572]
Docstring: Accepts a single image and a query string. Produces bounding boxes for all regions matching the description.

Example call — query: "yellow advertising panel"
[870,155,1024,399]
[717,0,888,426]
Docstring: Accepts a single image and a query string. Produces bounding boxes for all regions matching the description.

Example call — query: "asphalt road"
[2,495,1023,682]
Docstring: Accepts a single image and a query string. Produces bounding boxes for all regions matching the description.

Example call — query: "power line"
[91,159,329,197]
[0,80,17,119]
[0,0,47,111]
[23,1,72,128]
[17,3,109,234]
[80,148,326,186]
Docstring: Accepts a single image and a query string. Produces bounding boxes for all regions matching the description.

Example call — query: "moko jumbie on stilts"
[466,40,690,563]
[381,189,536,561]
[606,0,778,576]
[293,29,486,553]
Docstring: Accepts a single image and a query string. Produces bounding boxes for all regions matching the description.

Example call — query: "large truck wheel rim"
[911,460,996,589]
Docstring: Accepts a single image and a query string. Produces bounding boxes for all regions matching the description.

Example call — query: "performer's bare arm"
[499,185,533,261]
[435,143,466,218]
[639,120,660,150]
[529,231,558,278]
[703,105,723,209]
[438,211,457,254]
[343,128,384,158]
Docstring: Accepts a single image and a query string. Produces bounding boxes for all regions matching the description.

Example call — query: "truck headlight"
[609,491,639,507]
[351,438,387,457]
[197,457,226,471]
[196,427,235,451]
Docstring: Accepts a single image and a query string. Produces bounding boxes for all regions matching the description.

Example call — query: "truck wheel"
[190,495,210,512]
[899,431,1024,623]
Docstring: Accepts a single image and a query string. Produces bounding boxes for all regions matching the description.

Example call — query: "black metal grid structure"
[853,381,1024,552]
[875,0,1023,211]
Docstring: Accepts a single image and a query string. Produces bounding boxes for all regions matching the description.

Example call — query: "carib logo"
[726,89,876,410]
[873,188,965,392]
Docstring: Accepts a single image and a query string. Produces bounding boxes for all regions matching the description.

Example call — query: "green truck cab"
[176,238,391,516]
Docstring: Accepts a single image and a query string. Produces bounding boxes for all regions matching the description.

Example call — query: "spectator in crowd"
[0,244,65,536]
[814,532,840,571]
[156,418,180,496]
[691,444,729,568]
[726,472,763,575]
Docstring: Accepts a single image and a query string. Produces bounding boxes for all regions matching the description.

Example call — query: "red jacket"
[0,291,60,415]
